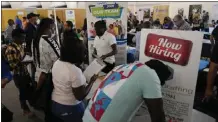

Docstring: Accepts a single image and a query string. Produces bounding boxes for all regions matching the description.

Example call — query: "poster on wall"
[143,8,150,19]
[189,5,202,20]
[178,8,184,16]
[140,29,203,122]
[17,11,24,15]
[212,4,218,21]
[65,10,76,28]
[86,2,128,65]
[153,5,169,24]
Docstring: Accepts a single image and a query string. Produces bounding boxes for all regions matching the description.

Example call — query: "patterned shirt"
[4,42,28,75]
[83,62,162,122]
[175,21,192,31]
[37,35,60,73]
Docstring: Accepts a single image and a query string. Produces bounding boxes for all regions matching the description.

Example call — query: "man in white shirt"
[92,20,117,73]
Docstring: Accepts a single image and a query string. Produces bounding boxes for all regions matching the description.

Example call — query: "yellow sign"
[153,5,169,24]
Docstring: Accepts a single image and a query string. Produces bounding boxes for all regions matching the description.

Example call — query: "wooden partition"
[74,9,86,29]
[36,9,49,18]
[1,8,86,31]
[54,9,86,29]
[1,9,26,31]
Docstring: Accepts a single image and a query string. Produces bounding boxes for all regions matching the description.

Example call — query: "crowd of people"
[1,10,218,122]
[128,13,218,32]
[1,11,174,122]
[89,20,126,39]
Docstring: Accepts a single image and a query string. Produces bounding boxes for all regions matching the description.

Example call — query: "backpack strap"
[42,36,60,58]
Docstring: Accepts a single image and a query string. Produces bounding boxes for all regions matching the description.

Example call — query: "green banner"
[91,7,122,18]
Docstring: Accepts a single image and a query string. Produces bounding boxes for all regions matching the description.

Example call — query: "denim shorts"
[51,101,85,122]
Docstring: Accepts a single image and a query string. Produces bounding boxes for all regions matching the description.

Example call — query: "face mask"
[12,24,16,29]
[36,19,40,24]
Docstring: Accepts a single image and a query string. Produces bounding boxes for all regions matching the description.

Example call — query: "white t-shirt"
[52,60,86,105]
[93,31,117,64]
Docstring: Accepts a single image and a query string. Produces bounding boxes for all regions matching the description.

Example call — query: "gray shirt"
[175,21,192,31]
[5,25,14,41]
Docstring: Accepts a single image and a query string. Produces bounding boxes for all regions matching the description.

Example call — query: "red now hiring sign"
[144,33,193,66]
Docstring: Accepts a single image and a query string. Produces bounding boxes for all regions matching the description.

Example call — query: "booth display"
[86,2,128,65]
[153,5,169,24]
[140,29,203,122]
[65,10,76,28]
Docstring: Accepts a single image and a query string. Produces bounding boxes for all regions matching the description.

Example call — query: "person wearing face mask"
[173,14,191,31]
[4,28,34,116]
[92,20,117,74]
[33,18,60,122]
[25,13,39,56]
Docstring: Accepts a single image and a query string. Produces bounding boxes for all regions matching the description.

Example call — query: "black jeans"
[13,74,32,111]
[102,62,115,74]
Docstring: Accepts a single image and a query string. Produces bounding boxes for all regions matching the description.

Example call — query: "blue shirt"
[15,18,22,29]
[1,59,12,81]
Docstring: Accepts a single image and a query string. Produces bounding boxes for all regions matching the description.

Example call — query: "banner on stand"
[65,10,76,28]
[140,29,203,122]
[153,5,169,24]
[86,2,127,65]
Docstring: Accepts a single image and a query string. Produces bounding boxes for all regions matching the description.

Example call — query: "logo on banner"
[90,3,123,18]
[144,33,193,66]
[68,11,73,14]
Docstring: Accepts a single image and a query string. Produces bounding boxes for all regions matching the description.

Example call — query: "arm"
[101,35,117,60]
[92,48,97,58]
[101,44,117,60]
[210,26,218,47]
[5,27,8,39]
[36,72,47,90]
[138,68,165,122]
[210,35,215,47]
[72,75,97,101]
[132,35,136,43]
[144,98,165,122]
[205,62,218,97]
[1,60,13,88]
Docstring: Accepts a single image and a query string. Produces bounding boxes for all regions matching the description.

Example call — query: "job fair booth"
[1,1,217,122]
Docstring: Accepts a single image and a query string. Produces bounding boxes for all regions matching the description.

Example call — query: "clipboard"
[83,58,106,82]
